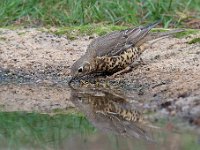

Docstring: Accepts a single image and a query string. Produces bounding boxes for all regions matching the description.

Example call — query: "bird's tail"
[136,28,185,47]
[149,29,185,45]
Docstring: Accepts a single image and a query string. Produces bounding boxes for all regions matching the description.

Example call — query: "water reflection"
[70,84,157,142]
[0,83,199,150]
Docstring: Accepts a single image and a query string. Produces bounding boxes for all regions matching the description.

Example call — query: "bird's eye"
[78,67,83,73]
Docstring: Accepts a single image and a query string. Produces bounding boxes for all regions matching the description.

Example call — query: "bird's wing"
[86,21,160,57]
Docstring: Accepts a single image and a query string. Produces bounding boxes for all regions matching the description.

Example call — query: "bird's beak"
[68,76,77,85]
[68,72,90,86]
[68,73,84,85]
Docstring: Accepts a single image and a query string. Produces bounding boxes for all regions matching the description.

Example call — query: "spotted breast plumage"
[70,21,183,81]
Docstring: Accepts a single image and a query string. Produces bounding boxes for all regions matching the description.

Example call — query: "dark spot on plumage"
[111,57,117,64]
[127,54,130,60]
[119,62,124,68]
[111,61,115,67]
[127,55,130,60]
[117,57,121,62]
[124,59,127,64]
[121,56,124,61]
[133,50,136,55]
[137,117,140,121]
[102,63,107,70]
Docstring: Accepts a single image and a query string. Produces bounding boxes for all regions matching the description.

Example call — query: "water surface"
[0,83,199,150]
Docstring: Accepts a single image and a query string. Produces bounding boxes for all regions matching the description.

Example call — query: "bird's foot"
[80,80,90,86]
[107,66,132,79]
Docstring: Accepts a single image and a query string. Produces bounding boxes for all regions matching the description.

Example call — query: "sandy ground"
[0,28,200,126]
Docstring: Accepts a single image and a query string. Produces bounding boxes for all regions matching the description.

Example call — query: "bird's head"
[70,56,92,79]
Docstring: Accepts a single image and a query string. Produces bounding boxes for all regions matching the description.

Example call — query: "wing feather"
[86,21,160,57]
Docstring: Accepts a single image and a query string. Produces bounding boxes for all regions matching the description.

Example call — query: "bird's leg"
[107,66,132,79]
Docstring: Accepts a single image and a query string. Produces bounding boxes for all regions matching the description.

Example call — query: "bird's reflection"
[70,83,158,142]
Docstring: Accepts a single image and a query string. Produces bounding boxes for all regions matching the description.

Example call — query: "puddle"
[0,82,199,150]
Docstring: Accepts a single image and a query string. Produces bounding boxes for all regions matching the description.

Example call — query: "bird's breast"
[94,47,142,73]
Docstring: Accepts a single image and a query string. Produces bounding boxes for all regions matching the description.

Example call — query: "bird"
[70,21,184,82]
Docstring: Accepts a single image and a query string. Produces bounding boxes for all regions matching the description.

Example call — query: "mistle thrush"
[70,21,183,81]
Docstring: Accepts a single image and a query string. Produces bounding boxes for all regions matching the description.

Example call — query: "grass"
[0,0,199,28]
[52,24,128,36]
[44,24,199,40]
[0,112,95,149]
[187,37,200,44]
[45,24,128,40]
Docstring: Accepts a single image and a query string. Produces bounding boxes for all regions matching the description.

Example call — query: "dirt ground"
[0,28,200,126]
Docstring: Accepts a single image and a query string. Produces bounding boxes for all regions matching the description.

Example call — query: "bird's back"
[86,21,160,58]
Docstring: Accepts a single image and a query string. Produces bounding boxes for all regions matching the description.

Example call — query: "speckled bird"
[70,21,183,80]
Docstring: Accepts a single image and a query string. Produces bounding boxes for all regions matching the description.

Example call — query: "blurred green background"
[0,112,199,150]
[0,0,199,28]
